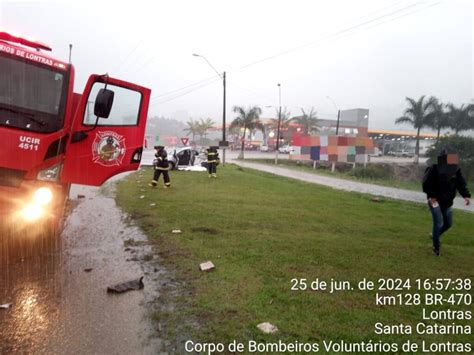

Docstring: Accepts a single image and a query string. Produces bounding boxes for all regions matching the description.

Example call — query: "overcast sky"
[1,0,472,130]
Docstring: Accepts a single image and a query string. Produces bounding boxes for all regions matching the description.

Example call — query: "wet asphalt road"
[0,182,162,354]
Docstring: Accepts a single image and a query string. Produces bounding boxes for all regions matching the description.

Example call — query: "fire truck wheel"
[0,185,70,259]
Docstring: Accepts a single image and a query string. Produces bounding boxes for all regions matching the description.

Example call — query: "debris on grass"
[257,322,278,334]
[124,238,136,247]
[77,194,86,199]
[371,196,383,202]
[150,203,156,207]
[191,226,218,235]
[172,229,182,234]
[107,277,144,293]
[83,268,93,272]
[142,254,153,262]
[0,303,12,309]
[140,195,145,199]
[199,261,215,271]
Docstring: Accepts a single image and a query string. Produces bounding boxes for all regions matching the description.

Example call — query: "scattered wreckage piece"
[107,277,144,293]
[199,261,215,271]
[257,322,279,334]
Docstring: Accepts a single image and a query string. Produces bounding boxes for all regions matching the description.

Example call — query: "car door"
[61,75,150,186]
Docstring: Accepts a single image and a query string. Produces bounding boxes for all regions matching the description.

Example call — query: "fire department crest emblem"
[92,131,126,167]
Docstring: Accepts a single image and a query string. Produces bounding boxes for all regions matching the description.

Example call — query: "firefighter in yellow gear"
[149,146,171,188]
[206,146,219,178]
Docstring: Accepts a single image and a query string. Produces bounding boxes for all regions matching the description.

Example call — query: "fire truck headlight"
[21,203,44,221]
[34,187,53,205]
[37,163,62,182]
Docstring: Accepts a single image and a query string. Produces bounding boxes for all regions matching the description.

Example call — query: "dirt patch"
[124,238,161,247]
[191,226,219,235]
[129,211,148,220]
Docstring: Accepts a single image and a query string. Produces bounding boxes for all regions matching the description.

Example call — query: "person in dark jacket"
[206,146,219,178]
[149,146,171,188]
[422,148,471,256]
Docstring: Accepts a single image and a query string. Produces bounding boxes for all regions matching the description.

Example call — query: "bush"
[427,135,474,160]
[348,164,393,180]
[427,136,474,180]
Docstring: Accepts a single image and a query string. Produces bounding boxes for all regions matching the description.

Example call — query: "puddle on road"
[0,183,167,354]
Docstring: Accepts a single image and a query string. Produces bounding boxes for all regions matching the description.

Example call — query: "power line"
[226,81,276,104]
[150,75,218,101]
[149,78,221,106]
[362,1,441,31]
[232,1,437,73]
[147,1,441,112]
[113,39,144,75]
[217,1,440,113]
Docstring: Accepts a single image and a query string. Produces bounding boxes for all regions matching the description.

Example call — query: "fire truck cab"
[0,30,151,234]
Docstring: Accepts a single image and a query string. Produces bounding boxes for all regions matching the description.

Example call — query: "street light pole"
[326,96,340,172]
[222,71,226,166]
[275,83,282,165]
[326,96,340,135]
[193,53,227,165]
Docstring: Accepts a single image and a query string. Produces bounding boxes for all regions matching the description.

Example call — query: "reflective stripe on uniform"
[156,167,170,171]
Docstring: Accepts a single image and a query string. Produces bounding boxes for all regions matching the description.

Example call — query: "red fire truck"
[0,30,151,236]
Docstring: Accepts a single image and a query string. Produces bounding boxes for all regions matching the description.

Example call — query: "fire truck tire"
[48,183,70,238]
[29,184,70,255]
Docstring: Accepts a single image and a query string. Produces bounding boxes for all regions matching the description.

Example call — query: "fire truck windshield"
[0,54,67,133]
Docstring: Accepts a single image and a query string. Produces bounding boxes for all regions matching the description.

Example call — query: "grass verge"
[116,164,474,352]
[246,158,474,193]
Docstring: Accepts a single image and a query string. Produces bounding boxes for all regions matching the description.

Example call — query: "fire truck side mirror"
[94,88,115,119]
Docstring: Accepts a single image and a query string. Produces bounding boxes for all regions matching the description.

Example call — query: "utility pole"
[68,44,72,63]
[222,71,226,166]
[275,83,282,165]
[327,96,340,173]
[193,53,227,165]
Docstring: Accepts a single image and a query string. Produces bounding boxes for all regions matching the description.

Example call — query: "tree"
[395,96,435,164]
[198,118,215,142]
[427,135,474,180]
[295,107,320,135]
[446,103,474,135]
[261,108,291,146]
[184,119,201,144]
[426,97,450,142]
[230,105,262,159]
[268,107,291,130]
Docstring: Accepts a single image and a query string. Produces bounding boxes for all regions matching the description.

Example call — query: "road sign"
[181,137,189,145]
[219,140,229,147]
